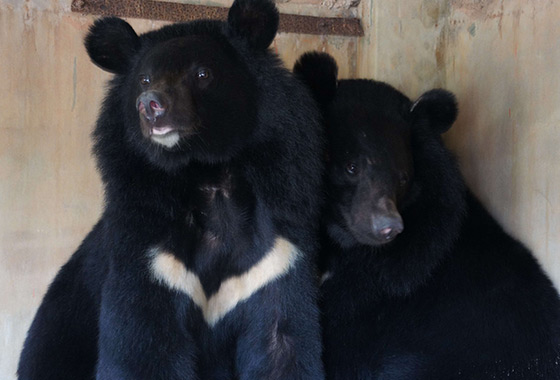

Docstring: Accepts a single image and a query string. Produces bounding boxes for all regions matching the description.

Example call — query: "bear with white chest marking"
[294,52,560,379]
[17,2,325,379]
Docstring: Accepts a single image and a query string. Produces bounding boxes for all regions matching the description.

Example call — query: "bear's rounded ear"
[293,52,338,107]
[85,17,140,74]
[227,0,279,51]
[410,89,458,134]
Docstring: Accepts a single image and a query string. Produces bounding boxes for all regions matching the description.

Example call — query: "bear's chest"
[178,165,264,281]
[150,236,298,328]
[146,165,298,327]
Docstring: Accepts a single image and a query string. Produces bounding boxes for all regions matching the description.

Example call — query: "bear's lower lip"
[150,126,176,136]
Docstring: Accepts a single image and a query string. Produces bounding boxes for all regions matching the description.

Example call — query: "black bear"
[294,52,560,379]
[17,2,326,379]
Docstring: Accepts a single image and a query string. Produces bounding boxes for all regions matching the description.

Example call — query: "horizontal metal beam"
[71,0,364,37]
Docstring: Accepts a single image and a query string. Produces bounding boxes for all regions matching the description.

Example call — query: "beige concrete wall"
[358,0,560,287]
[0,1,358,378]
[1,2,104,378]
[5,0,558,378]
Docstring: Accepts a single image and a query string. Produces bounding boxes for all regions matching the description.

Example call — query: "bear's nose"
[372,214,404,242]
[137,91,166,122]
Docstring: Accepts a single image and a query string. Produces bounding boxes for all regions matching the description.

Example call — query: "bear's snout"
[372,213,403,242]
[137,91,166,122]
[345,195,404,246]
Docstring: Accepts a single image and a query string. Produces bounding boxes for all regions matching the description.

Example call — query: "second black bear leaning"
[295,52,560,379]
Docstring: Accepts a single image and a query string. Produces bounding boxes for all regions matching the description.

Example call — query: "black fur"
[85,17,140,74]
[17,2,325,379]
[295,52,560,379]
[293,52,338,109]
[227,0,279,51]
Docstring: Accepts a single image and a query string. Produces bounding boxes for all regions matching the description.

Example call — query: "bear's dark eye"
[346,163,358,175]
[139,75,151,86]
[196,68,211,80]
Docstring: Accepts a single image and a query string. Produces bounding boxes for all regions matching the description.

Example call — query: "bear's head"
[294,52,458,249]
[85,0,279,172]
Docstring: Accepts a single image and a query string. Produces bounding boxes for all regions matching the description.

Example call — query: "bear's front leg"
[236,262,324,380]
[18,230,102,380]
[96,266,199,380]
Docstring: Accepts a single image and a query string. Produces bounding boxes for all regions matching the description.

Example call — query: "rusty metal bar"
[71,0,364,37]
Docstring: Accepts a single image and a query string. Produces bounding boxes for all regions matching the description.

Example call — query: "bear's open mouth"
[150,125,176,136]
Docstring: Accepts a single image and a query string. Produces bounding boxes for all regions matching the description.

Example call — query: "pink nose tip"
[150,100,164,111]
[380,227,394,238]
[137,91,166,122]
[373,215,404,242]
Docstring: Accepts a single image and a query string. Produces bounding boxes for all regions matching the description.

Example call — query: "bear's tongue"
[151,126,175,136]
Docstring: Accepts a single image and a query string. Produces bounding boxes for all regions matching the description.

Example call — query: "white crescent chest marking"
[150,237,300,326]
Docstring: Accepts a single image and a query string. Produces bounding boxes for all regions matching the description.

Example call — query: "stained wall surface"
[0,1,358,377]
[357,0,559,290]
